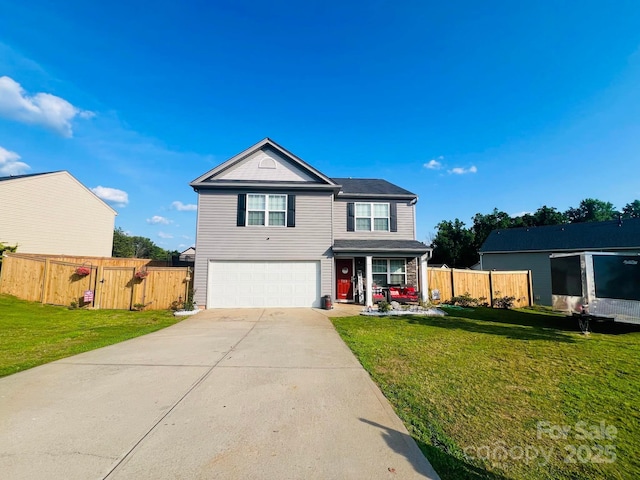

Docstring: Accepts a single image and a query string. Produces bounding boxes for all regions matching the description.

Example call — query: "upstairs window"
[355,203,389,231]
[247,194,287,226]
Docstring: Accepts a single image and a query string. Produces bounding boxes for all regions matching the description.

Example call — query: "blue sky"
[1,1,640,251]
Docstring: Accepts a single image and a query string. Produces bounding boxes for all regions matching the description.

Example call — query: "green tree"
[112,228,174,260]
[112,227,134,258]
[532,205,567,226]
[622,200,640,219]
[565,198,618,223]
[431,219,476,268]
[471,208,512,252]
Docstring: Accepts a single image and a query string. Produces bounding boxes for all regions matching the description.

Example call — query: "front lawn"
[0,294,182,377]
[331,307,640,480]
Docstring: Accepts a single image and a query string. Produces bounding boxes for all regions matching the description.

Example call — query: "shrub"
[0,242,17,269]
[447,292,480,307]
[493,292,516,309]
[377,300,392,312]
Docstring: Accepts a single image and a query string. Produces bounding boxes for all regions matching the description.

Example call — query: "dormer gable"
[191,138,340,191]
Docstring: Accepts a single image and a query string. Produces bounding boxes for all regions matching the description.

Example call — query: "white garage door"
[207,260,321,308]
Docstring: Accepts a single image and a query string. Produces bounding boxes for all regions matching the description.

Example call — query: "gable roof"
[480,218,640,253]
[0,171,62,182]
[332,178,417,199]
[190,138,339,191]
[0,170,117,215]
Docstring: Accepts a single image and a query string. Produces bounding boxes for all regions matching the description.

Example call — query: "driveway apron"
[0,308,439,479]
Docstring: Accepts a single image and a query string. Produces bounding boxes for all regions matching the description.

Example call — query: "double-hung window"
[247,194,287,226]
[372,259,407,286]
[355,203,389,231]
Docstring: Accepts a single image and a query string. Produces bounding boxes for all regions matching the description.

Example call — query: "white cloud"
[146,215,170,225]
[0,146,30,175]
[511,211,532,218]
[449,165,478,175]
[158,231,173,239]
[91,186,129,206]
[424,156,443,169]
[0,76,93,137]
[171,200,197,211]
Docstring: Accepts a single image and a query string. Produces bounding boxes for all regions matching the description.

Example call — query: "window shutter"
[347,202,355,231]
[390,202,398,232]
[287,195,296,227]
[237,194,246,226]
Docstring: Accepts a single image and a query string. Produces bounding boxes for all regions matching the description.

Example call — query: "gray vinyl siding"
[333,198,416,239]
[481,248,640,306]
[481,252,552,305]
[193,189,333,306]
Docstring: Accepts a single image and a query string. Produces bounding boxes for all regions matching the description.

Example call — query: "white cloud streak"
[511,211,532,218]
[91,186,129,206]
[449,165,478,175]
[0,76,93,137]
[424,156,443,169]
[0,146,30,175]
[171,200,197,211]
[146,215,170,225]
[158,231,173,239]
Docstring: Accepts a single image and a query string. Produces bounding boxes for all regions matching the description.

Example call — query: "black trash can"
[322,295,332,310]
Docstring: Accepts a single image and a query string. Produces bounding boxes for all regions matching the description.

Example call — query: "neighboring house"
[171,246,196,267]
[190,138,431,308]
[0,171,117,257]
[179,246,196,262]
[479,218,640,305]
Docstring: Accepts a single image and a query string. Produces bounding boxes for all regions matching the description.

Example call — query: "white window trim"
[371,258,407,286]
[355,202,390,232]
[247,193,287,227]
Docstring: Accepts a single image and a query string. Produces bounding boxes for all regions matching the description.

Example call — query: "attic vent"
[258,157,277,169]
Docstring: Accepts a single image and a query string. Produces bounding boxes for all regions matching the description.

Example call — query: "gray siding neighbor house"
[479,218,640,305]
[190,138,431,308]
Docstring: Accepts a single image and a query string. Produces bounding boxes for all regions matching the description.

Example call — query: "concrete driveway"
[0,308,439,479]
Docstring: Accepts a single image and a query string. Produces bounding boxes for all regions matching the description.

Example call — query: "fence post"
[489,271,494,307]
[41,258,50,304]
[450,268,455,299]
[527,270,533,306]
[94,265,103,309]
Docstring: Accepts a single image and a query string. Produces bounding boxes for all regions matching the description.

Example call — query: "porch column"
[365,255,373,307]
[420,253,429,303]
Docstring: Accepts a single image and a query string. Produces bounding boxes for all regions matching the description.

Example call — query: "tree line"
[112,227,179,260]
[431,198,640,268]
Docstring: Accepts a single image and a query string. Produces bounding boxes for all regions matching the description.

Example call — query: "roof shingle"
[333,239,430,253]
[332,178,416,197]
[479,218,640,253]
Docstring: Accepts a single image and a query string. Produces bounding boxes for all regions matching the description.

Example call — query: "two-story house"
[190,139,431,308]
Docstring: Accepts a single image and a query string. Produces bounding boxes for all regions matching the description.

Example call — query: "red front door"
[336,259,353,300]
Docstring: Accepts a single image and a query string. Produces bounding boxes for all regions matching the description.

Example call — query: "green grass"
[331,307,640,480]
[0,294,183,377]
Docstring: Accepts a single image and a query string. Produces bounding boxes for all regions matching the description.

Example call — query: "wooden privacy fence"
[0,253,191,310]
[427,267,532,308]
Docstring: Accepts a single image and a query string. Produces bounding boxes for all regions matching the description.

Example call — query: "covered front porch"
[332,239,432,307]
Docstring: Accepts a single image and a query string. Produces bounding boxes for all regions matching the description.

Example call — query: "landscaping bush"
[446,292,480,307]
[377,300,392,312]
[493,291,516,309]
